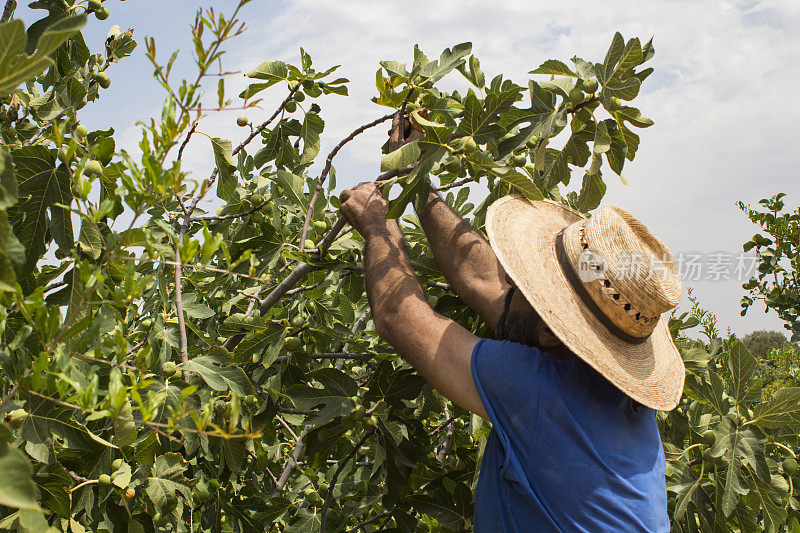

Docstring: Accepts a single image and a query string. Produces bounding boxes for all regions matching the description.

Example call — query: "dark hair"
[495,286,543,348]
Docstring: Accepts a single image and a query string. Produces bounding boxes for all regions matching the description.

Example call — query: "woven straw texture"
[486,195,685,411]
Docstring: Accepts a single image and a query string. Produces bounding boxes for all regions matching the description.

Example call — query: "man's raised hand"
[339,182,389,236]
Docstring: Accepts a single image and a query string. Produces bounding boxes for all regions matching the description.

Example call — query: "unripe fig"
[341,415,356,430]
[291,316,305,328]
[352,405,365,421]
[112,458,123,470]
[511,153,527,167]
[284,336,302,351]
[84,159,103,176]
[701,429,715,446]
[313,220,327,233]
[141,318,153,328]
[94,7,109,20]
[214,399,227,414]
[568,87,583,105]
[783,458,799,476]
[95,72,111,88]
[293,91,306,102]
[162,361,178,375]
[236,116,249,127]
[318,482,329,494]
[363,415,379,429]
[304,239,315,250]
[98,474,112,486]
[7,409,29,423]
[583,79,598,93]
[75,124,88,139]
[251,193,265,205]
[462,138,478,153]
[284,100,297,113]
[110,471,118,481]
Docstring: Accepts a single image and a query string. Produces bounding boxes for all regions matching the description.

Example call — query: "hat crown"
[585,205,682,317]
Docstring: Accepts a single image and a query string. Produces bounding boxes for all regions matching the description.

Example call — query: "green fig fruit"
[304,239,316,250]
[88,0,102,10]
[701,429,715,446]
[95,71,111,88]
[783,458,799,475]
[94,7,109,20]
[352,405,366,421]
[284,100,297,113]
[99,474,112,486]
[236,115,249,127]
[583,79,598,93]
[293,91,306,102]
[162,361,178,375]
[112,458,123,470]
[511,153,527,167]
[462,138,478,153]
[607,96,622,111]
[141,318,153,328]
[75,124,88,139]
[568,87,583,105]
[291,316,305,328]
[284,336,302,351]
[84,159,103,177]
[214,399,227,414]
[313,220,327,233]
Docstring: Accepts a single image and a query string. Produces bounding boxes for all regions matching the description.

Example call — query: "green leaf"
[577,171,605,212]
[0,442,42,511]
[113,401,137,447]
[456,54,485,88]
[728,341,757,405]
[0,147,18,209]
[753,387,800,429]
[602,77,641,100]
[181,352,254,395]
[105,25,137,63]
[77,219,103,260]
[211,138,237,201]
[599,34,642,85]
[419,42,472,83]
[381,140,420,172]
[490,167,543,201]
[747,471,788,530]
[145,453,193,515]
[299,112,324,165]
[529,59,577,77]
[286,368,358,425]
[274,169,308,209]
[10,145,73,275]
[0,15,86,97]
[240,61,289,98]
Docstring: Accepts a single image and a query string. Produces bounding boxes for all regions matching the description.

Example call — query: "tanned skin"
[340,183,565,420]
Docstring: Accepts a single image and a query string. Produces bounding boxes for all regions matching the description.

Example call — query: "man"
[339,181,685,531]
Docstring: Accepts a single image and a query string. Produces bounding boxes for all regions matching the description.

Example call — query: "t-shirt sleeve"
[471,338,544,454]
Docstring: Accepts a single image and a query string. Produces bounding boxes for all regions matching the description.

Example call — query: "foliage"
[2,1,797,531]
[742,330,791,361]
[738,194,800,341]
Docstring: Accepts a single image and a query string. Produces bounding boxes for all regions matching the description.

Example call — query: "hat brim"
[486,195,685,411]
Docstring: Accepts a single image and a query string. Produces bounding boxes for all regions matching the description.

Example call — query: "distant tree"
[742,329,789,359]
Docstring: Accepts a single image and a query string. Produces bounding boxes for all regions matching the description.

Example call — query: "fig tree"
[783,458,799,475]
[95,72,111,88]
[236,115,249,127]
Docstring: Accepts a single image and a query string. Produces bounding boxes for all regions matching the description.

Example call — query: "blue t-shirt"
[471,338,669,532]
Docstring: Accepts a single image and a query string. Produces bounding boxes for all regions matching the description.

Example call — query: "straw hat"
[486,195,685,411]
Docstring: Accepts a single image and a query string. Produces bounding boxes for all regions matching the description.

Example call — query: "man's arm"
[340,183,488,419]
[415,192,510,329]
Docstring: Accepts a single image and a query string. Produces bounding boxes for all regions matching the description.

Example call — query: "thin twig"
[0,382,19,412]
[177,122,198,161]
[275,415,299,442]
[174,244,190,380]
[24,113,64,146]
[284,281,323,296]
[273,352,372,364]
[346,511,393,533]
[434,176,472,192]
[435,407,453,461]
[194,198,271,222]
[271,425,311,497]
[0,0,15,23]
[299,112,395,252]
[428,415,456,437]
[321,430,375,531]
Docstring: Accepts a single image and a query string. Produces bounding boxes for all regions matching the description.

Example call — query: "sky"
[16,0,800,337]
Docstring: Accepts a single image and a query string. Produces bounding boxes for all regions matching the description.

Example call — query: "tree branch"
[177,122,198,162]
[321,430,375,532]
[0,0,16,24]
[0,382,19,412]
[345,511,393,533]
[271,425,311,497]
[299,112,395,252]
[273,352,372,364]
[174,244,190,380]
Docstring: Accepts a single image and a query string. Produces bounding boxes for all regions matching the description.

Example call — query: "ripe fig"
[783,458,799,476]
[84,159,103,177]
[95,72,111,88]
[99,474,112,486]
[236,116,249,127]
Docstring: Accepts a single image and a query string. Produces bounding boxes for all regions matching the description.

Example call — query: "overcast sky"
[17,0,799,336]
